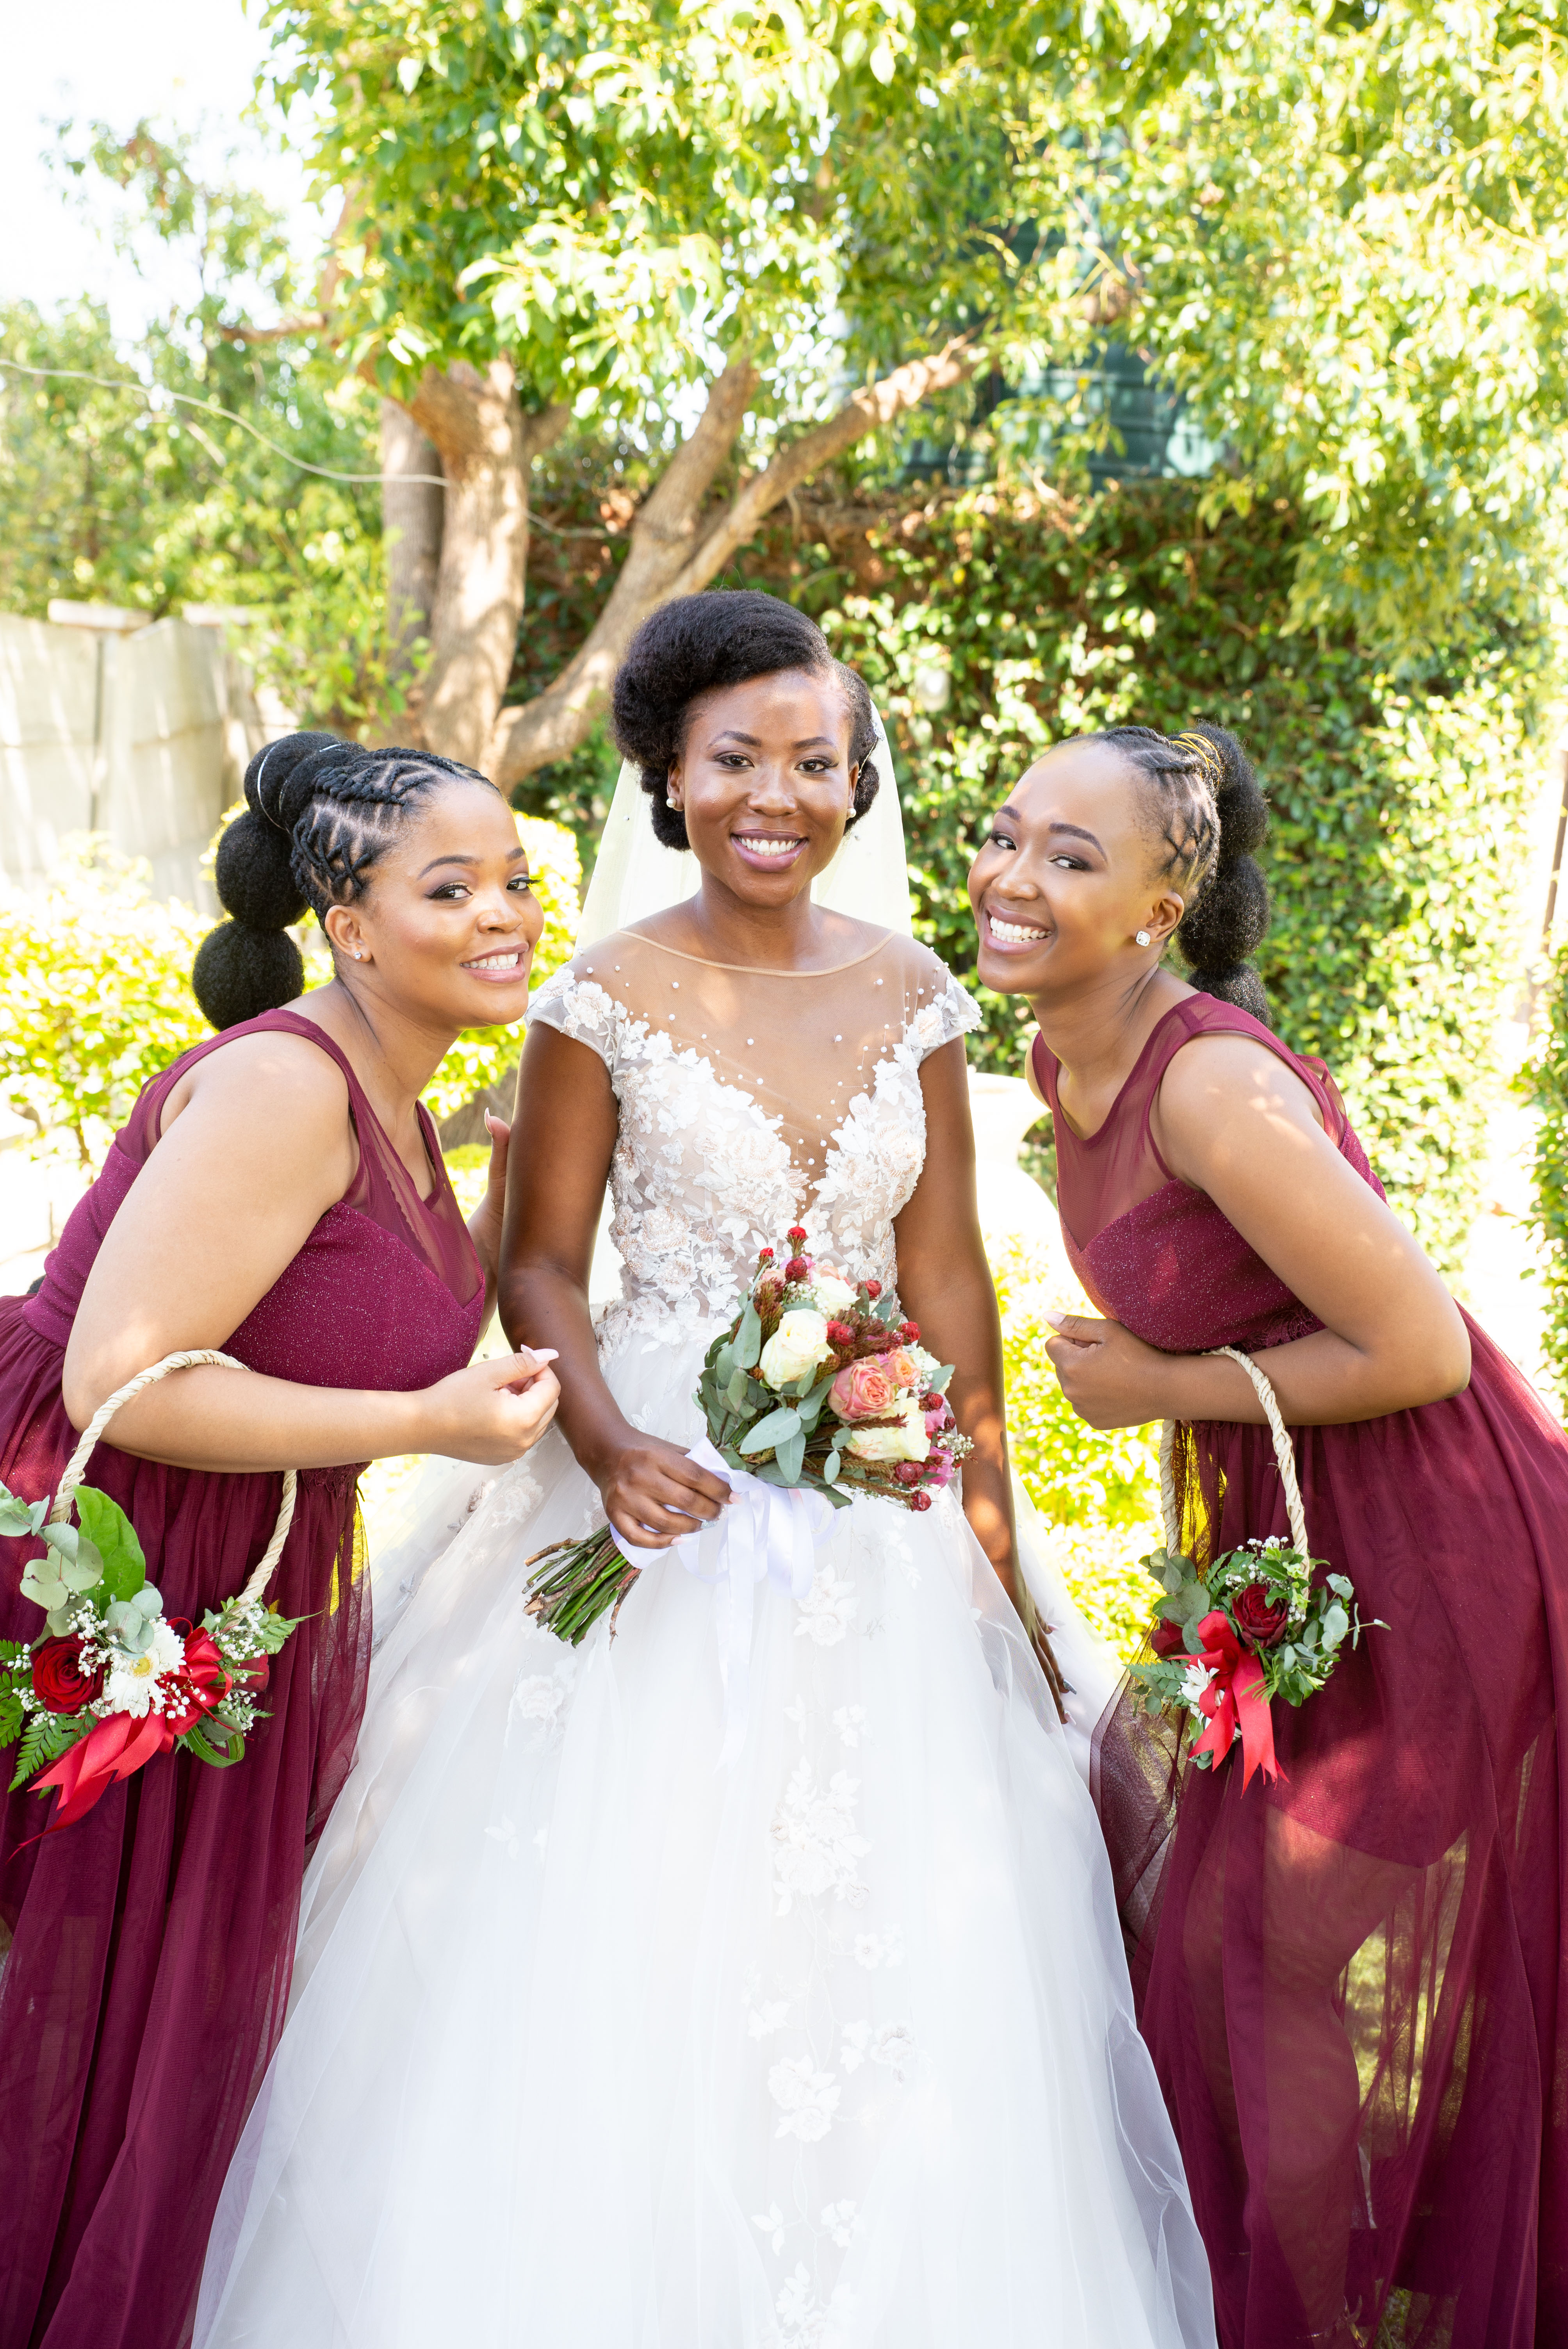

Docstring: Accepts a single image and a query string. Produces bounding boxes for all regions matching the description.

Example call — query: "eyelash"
[982,831,1084,871]
[715,755,836,774]
[430,877,534,902]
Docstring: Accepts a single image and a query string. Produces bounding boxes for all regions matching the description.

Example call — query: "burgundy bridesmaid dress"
[0,1010,485,2349]
[1035,994,1568,2349]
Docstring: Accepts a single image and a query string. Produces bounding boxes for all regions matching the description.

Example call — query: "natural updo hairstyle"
[611,589,879,851]
[1095,720,1272,1021]
[192,731,498,1032]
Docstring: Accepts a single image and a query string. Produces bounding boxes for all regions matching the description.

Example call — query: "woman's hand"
[1043,1313,1176,1429]
[419,1350,561,1464]
[590,1432,732,1551]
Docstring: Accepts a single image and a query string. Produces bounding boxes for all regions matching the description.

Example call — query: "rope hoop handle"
[1159,1345,1308,1557]
[50,1351,298,1610]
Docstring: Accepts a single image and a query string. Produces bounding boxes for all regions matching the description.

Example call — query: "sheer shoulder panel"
[1036,995,1343,1258]
[537,930,969,1195]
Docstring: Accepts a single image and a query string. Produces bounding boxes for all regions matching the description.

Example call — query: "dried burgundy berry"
[784,1256,809,1282]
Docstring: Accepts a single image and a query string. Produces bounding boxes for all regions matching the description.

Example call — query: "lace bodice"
[527,929,981,1356]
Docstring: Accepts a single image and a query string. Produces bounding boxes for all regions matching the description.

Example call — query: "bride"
[196,592,1215,2349]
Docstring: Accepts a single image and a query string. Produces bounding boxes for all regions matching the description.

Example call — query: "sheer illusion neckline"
[621,930,895,980]
[1045,1003,1187,1145]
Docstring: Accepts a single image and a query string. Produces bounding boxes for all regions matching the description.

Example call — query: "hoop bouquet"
[1128,1345,1379,1787]
[0,1352,302,1833]
[526,1226,971,1644]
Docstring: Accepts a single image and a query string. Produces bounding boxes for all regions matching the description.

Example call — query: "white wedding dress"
[196,927,1215,2349]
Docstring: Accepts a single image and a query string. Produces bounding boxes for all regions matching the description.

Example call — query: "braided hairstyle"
[192,731,499,1030]
[613,590,880,851]
[1094,720,1272,1020]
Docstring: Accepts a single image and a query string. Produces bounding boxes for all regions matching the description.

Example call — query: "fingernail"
[1042,1310,1064,1329]
[529,1349,558,1364]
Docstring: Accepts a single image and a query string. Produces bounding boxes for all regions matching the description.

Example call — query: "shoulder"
[525,953,628,1070]
[163,1022,351,1140]
[887,941,982,1055]
[1157,1019,1327,1148]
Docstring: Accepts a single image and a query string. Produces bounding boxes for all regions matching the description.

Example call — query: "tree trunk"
[380,400,443,688]
[486,339,970,789]
[401,361,567,772]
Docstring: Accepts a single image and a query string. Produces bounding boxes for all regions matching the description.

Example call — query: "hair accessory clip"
[1172,730,1223,782]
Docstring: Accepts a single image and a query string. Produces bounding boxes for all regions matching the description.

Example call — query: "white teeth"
[989,915,1048,944]
[467,951,522,969]
[737,837,800,857]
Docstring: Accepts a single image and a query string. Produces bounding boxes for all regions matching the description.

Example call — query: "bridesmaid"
[968,720,1568,2349]
[0,733,560,2349]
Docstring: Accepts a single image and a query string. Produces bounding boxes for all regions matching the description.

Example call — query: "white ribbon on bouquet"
[609,1436,833,1767]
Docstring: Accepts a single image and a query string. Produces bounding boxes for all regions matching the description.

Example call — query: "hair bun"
[192,922,305,1032]
[244,731,343,836]
[214,810,308,931]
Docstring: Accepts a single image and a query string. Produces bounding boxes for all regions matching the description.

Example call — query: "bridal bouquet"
[0,1475,299,1832]
[1128,1535,1374,1788]
[526,1225,971,1644]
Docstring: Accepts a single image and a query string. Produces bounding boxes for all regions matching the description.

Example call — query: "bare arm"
[62,1034,558,1472]
[1045,1034,1472,1430]
[499,1022,729,1546]
[895,1043,1066,1711]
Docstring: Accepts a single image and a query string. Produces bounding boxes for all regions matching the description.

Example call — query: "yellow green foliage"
[992,1236,1161,1663]
[0,843,208,1168]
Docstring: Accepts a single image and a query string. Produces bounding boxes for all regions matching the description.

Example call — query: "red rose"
[1231,1583,1290,1652]
[786,1225,807,1245]
[864,1280,882,1299]
[757,1247,775,1263]
[898,1319,920,1342]
[1149,1618,1186,1659]
[30,1634,104,1715]
[784,1256,809,1282]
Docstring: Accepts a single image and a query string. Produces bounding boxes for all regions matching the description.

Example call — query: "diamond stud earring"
[1135,930,1151,946]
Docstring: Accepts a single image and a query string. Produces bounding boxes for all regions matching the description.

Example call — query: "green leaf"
[823,1449,841,1483]
[73,1486,147,1604]
[775,1430,806,1484]
[0,1488,48,1539]
[733,1300,763,1372]
[19,1563,68,1613]
[738,1406,802,1456]
[725,1369,751,1411]
[9,1707,88,1792]
[41,1525,108,1593]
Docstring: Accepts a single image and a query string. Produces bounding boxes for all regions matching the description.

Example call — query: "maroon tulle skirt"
[1095,1315,1568,2349]
[0,1303,369,2349]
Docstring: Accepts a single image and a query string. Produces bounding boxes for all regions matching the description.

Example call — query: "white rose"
[758,1308,834,1387]
[845,1399,931,1464]
[810,1271,858,1315]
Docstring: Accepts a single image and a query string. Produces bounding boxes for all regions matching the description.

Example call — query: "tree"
[1071,0,1568,665]
[0,124,413,734]
[256,0,1200,776]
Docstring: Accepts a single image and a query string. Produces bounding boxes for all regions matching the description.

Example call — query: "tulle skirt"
[195,1325,1215,2349]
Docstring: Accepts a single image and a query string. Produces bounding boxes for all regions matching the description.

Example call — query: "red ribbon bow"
[30,1625,232,1834]
[1188,1609,1280,1790]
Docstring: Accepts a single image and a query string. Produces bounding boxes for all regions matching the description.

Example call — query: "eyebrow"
[1047,821,1105,852]
[417,848,529,878]
[710,729,839,751]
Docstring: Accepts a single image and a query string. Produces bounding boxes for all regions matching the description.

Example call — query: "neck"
[1030,966,1190,1107]
[293,978,459,1127]
[669,871,845,970]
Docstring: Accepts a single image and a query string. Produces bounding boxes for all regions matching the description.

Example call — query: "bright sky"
[0,0,326,340]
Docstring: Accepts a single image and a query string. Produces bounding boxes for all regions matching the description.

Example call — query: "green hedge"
[515,478,1548,1266]
[1524,937,1568,1393]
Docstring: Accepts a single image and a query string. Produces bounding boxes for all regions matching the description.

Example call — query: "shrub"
[1523,935,1568,1398]
[0,843,208,1168]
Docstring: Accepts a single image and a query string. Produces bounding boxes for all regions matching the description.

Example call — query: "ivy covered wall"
[514,477,1551,1268]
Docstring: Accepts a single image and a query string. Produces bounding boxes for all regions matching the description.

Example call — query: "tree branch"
[487,337,970,786]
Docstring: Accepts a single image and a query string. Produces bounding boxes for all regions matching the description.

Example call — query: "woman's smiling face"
[668,668,859,906]
[967,741,1185,999]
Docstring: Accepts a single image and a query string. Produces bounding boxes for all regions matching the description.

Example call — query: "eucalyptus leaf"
[775,1431,806,1485]
[824,1450,841,1483]
[58,1549,108,1594]
[1320,1602,1349,1650]
[725,1370,751,1411]
[74,1486,147,1604]
[713,1344,737,1387]
[0,1490,47,1539]
[734,1300,763,1372]
[738,1406,802,1456]
[20,1561,67,1608]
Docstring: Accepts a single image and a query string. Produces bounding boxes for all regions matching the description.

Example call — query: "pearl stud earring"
[1135,930,1151,946]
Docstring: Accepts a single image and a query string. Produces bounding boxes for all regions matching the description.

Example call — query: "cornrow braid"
[1094,720,1272,1021]
[192,731,500,1031]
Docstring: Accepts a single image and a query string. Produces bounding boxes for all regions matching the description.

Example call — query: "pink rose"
[884,1350,921,1390]
[829,1359,900,1422]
